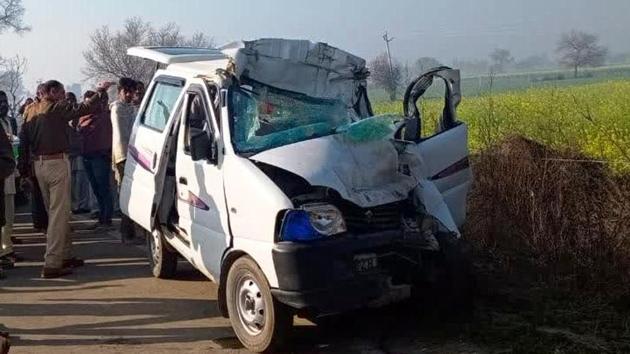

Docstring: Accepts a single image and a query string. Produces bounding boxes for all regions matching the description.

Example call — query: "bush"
[466,136,630,296]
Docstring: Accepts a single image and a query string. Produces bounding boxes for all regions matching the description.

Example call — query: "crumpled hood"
[250,134,418,208]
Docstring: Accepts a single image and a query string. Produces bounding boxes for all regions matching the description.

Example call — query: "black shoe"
[0,330,10,352]
[72,208,91,215]
[75,222,99,231]
[4,252,24,263]
[41,267,73,278]
[0,256,14,269]
[62,258,85,268]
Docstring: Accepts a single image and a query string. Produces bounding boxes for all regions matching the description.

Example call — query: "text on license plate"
[354,254,378,272]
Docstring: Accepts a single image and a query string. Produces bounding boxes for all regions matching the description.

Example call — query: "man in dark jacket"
[18,90,48,233]
[78,91,113,227]
[0,119,16,278]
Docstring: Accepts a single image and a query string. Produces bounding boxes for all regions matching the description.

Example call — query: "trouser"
[0,194,14,257]
[31,175,48,231]
[114,161,134,240]
[70,156,91,211]
[83,154,113,225]
[34,157,72,269]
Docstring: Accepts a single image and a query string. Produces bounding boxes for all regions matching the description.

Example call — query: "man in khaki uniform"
[22,80,112,278]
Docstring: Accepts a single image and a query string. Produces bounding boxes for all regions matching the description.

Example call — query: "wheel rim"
[236,275,266,336]
[149,231,160,266]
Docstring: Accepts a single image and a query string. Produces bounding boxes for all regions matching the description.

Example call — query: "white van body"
[120,39,473,352]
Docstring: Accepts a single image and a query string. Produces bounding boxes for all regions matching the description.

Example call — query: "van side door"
[174,83,228,279]
[403,68,472,227]
[120,76,186,232]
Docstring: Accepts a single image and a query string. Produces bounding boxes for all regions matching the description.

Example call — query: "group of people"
[0,77,145,279]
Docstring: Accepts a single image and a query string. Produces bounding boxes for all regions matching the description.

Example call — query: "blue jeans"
[83,154,113,225]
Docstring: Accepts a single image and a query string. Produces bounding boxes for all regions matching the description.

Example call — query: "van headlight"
[279,203,347,242]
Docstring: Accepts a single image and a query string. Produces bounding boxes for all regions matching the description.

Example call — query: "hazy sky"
[1,0,629,90]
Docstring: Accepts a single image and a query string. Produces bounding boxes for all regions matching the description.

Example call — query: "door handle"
[179,177,188,185]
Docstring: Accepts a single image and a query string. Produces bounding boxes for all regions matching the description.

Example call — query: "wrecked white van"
[121,39,473,352]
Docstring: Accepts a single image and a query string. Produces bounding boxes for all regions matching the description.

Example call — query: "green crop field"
[368,64,630,101]
[372,80,630,172]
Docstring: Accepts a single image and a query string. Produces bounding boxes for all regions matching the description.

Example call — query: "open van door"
[119,75,185,231]
[402,68,472,227]
[126,46,227,65]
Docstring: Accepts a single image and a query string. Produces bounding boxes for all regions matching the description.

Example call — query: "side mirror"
[190,132,218,164]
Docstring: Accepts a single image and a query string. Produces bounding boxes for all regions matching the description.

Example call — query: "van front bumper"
[271,230,427,316]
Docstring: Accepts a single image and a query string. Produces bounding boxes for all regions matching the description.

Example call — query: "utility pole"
[383,31,395,78]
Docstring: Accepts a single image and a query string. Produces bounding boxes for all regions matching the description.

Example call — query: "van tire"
[147,229,177,279]
[226,256,292,353]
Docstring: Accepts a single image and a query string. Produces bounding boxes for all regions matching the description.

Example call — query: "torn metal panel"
[220,39,369,109]
[413,180,461,237]
[250,133,417,208]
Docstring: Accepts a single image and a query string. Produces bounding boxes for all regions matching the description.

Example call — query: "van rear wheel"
[226,256,292,353]
[147,229,177,278]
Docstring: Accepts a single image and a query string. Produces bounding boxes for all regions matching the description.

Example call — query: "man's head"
[133,81,145,106]
[65,92,77,106]
[19,97,34,115]
[83,90,108,110]
[118,78,136,104]
[35,83,46,101]
[0,91,8,118]
[83,90,96,102]
[42,80,66,102]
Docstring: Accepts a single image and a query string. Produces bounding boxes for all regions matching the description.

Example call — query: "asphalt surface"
[0,211,483,354]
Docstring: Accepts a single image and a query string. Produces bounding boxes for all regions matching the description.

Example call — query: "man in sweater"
[79,91,113,228]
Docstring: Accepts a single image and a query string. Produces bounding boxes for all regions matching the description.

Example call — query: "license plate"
[354,254,378,272]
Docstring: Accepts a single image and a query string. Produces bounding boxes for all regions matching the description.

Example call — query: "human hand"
[96,81,116,91]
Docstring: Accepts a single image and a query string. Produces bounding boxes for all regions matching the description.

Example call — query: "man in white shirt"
[110,78,138,242]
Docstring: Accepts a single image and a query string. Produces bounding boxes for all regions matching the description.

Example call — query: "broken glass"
[338,114,401,143]
[230,81,355,154]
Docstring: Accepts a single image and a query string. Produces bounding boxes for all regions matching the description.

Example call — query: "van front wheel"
[147,229,177,278]
[226,256,292,353]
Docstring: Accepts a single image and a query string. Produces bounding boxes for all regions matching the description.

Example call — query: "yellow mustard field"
[372,81,630,172]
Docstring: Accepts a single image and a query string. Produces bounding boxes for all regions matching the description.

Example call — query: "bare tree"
[451,58,490,76]
[415,57,442,74]
[369,52,402,101]
[0,54,27,120]
[557,30,608,78]
[83,17,214,83]
[0,0,30,34]
[489,48,514,73]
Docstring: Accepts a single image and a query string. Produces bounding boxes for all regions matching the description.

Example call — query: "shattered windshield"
[229,81,355,154]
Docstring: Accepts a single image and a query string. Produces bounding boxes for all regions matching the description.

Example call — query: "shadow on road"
[2,212,481,353]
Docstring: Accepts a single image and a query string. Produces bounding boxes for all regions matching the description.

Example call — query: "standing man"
[133,81,145,107]
[21,80,112,278]
[65,92,92,215]
[111,78,137,243]
[0,107,16,278]
[0,92,17,269]
[19,88,48,234]
[79,91,113,228]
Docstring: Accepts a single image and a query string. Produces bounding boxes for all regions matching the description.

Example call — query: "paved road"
[0,212,483,354]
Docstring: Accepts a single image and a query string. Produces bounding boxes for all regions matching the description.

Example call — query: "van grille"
[341,202,402,233]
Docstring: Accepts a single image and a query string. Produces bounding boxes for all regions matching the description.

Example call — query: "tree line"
[370,30,609,101]
[0,0,620,110]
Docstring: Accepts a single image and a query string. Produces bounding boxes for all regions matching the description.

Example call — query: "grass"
[372,80,630,353]
[373,80,630,172]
